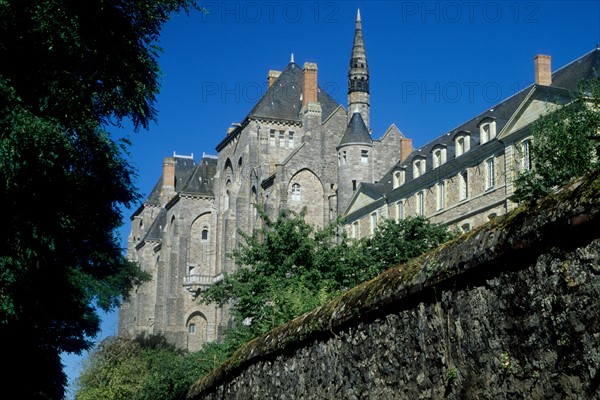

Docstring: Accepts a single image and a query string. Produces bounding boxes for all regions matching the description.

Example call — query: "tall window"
[459,171,468,201]
[436,182,445,211]
[485,158,495,190]
[291,183,301,201]
[352,221,359,238]
[288,131,295,148]
[342,151,347,165]
[370,212,378,234]
[279,130,285,147]
[396,200,404,221]
[269,130,276,147]
[417,191,425,216]
[361,150,369,164]
[521,140,531,171]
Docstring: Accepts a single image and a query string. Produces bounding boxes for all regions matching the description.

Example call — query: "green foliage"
[76,334,230,400]
[201,206,455,343]
[512,78,600,203]
[76,211,454,399]
[0,1,201,398]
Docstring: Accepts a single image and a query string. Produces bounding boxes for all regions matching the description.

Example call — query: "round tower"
[337,109,373,213]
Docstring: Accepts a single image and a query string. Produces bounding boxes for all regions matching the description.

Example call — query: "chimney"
[399,137,413,162]
[162,157,175,192]
[267,70,281,88]
[534,54,552,86]
[302,62,318,108]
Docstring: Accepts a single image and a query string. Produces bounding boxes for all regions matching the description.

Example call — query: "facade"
[118,9,600,351]
[344,50,600,237]
[118,11,409,350]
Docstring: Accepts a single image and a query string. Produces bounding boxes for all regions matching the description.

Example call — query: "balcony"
[183,273,224,297]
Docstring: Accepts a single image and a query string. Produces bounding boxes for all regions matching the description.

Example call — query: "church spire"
[348,8,370,129]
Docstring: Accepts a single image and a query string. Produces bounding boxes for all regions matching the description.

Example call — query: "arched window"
[393,170,405,189]
[201,227,209,241]
[291,183,301,201]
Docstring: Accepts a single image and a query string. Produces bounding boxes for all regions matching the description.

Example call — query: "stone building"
[118,9,600,351]
[118,10,408,350]
[344,49,600,237]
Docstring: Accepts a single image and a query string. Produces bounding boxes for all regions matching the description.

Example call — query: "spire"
[348,9,369,94]
[290,53,294,63]
[347,8,370,128]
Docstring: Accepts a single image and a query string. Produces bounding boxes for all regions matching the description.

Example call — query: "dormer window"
[413,157,426,178]
[455,132,471,157]
[432,146,447,168]
[393,169,406,189]
[479,119,496,144]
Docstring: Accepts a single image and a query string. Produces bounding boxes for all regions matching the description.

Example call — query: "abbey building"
[118,11,600,351]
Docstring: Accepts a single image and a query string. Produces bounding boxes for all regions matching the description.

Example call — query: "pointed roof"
[338,109,372,149]
[244,61,341,123]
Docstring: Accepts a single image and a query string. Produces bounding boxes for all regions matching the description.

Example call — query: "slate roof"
[338,110,372,148]
[347,47,600,213]
[143,156,203,206]
[144,208,167,241]
[181,157,217,196]
[247,62,342,123]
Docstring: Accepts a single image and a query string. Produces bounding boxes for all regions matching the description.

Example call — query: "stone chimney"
[534,54,552,86]
[162,157,175,192]
[267,70,281,88]
[302,62,318,108]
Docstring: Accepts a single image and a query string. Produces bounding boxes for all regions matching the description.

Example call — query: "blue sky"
[63,0,600,397]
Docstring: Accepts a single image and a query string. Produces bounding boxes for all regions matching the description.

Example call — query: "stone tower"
[337,109,373,212]
[348,9,370,129]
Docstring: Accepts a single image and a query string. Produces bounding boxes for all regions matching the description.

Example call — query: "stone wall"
[187,170,600,400]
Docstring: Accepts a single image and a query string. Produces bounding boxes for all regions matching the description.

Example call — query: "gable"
[345,190,379,215]
[500,87,571,139]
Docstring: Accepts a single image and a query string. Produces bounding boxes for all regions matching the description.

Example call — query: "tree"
[200,206,455,342]
[0,1,201,398]
[512,78,600,203]
[76,334,229,400]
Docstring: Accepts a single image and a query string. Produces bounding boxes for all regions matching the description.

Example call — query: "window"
[479,120,496,144]
[413,158,425,178]
[485,158,495,190]
[201,227,209,241]
[352,221,359,238]
[396,200,404,221]
[461,223,471,233]
[436,182,445,211]
[188,323,196,334]
[361,150,369,164]
[393,170,405,189]
[269,130,276,146]
[342,151,347,165]
[455,133,470,156]
[352,180,357,191]
[288,131,295,148]
[459,171,468,201]
[291,183,301,201]
[432,147,446,168]
[520,139,531,171]
[279,130,285,147]
[370,212,378,234]
[456,137,465,156]
[417,191,425,216]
